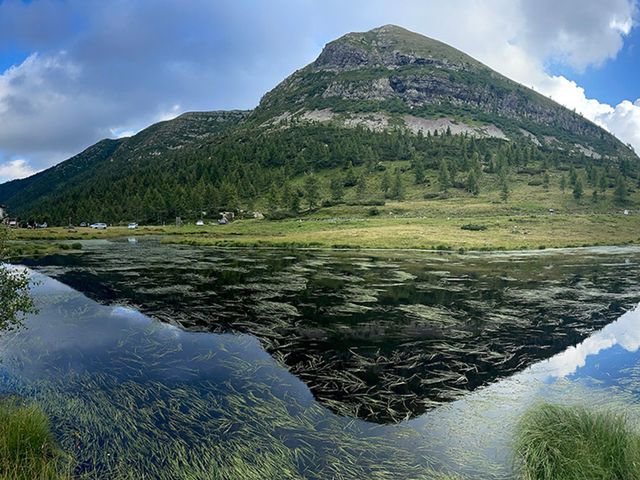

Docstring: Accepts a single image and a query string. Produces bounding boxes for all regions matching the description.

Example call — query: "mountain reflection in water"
[2,257,640,478]
[23,240,640,423]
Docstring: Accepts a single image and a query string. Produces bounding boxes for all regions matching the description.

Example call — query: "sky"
[0,0,639,183]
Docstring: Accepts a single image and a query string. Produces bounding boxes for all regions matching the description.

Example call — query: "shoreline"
[6,212,640,259]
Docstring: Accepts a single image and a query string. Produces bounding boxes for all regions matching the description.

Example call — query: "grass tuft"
[0,398,69,480]
[515,402,640,480]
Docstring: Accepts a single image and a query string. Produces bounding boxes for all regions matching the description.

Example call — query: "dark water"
[23,240,640,422]
[2,241,640,478]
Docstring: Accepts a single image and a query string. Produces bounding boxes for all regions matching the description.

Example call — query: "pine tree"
[466,169,480,196]
[569,166,577,186]
[599,174,607,193]
[267,182,280,210]
[281,182,293,211]
[572,177,584,201]
[303,174,320,209]
[542,172,550,190]
[289,189,301,213]
[381,170,391,197]
[614,175,628,204]
[438,160,451,192]
[500,178,510,202]
[560,174,567,194]
[330,176,345,202]
[471,152,482,178]
[356,175,367,198]
[344,162,357,187]
[499,170,509,202]
[414,159,426,184]
[391,169,404,200]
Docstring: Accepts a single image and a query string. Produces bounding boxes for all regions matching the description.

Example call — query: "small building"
[253,211,265,220]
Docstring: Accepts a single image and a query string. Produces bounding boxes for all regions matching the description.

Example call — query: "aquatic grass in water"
[515,403,640,480]
[0,274,461,479]
[23,241,640,423]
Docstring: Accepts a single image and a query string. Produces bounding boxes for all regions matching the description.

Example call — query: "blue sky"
[548,25,640,106]
[0,0,638,183]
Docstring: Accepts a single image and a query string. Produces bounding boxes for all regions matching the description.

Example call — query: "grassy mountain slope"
[0,111,248,220]
[1,25,638,225]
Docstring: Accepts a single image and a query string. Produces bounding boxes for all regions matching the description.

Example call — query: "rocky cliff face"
[255,25,632,159]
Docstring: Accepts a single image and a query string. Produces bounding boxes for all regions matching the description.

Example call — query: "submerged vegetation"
[515,402,640,480]
[0,398,69,480]
[3,241,640,477]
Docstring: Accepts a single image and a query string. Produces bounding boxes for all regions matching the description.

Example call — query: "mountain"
[0,110,248,221]
[1,25,637,224]
[253,25,630,156]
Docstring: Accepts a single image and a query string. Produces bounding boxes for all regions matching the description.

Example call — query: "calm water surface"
[2,240,640,478]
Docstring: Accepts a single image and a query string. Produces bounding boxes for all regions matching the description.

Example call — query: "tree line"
[16,124,638,224]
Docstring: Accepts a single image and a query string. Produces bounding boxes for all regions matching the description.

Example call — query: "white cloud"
[528,75,640,152]
[0,159,39,182]
[602,100,640,153]
[536,304,640,379]
[0,52,108,162]
[518,0,637,71]
[156,104,182,122]
[109,129,136,139]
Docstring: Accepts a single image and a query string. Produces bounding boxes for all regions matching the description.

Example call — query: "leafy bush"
[367,207,381,216]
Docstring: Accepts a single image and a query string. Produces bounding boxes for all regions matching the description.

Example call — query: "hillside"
[253,25,633,158]
[1,25,638,225]
[0,110,248,221]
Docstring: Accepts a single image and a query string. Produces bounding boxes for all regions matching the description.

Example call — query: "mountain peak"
[312,24,482,72]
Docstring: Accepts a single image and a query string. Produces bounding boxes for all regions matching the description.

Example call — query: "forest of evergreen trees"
[15,124,639,225]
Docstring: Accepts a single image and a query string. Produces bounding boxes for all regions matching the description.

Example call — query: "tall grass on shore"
[515,402,640,480]
[0,398,69,480]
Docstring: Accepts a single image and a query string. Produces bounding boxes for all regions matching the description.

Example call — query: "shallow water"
[3,241,640,478]
[23,240,640,422]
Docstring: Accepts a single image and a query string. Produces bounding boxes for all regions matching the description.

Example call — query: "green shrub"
[266,210,297,220]
[460,224,487,231]
[515,402,640,480]
[345,199,385,206]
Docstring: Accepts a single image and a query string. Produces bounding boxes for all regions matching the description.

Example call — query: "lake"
[3,239,640,478]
